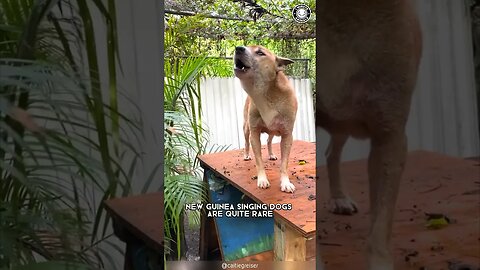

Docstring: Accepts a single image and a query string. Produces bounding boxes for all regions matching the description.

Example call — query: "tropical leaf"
[0,1,157,269]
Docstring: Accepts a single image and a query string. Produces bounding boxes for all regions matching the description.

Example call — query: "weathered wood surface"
[199,141,316,238]
[104,192,163,253]
[317,151,480,269]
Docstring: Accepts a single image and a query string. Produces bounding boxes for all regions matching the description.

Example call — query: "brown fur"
[316,0,422,269]
[234,45,297,193]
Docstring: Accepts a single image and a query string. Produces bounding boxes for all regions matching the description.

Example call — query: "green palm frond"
[1,0,159,269]
[0,58,145,267]
[163,50,234,260]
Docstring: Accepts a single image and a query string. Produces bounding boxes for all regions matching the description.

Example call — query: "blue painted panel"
[207,171,274,261]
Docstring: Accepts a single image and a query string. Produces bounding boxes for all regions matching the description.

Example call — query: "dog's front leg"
[250,130,269,189]
[326,133,358,215]
[279,133,295,193]
[367,131,407,270]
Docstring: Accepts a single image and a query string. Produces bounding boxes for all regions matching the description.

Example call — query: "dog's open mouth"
[234,58,250,72]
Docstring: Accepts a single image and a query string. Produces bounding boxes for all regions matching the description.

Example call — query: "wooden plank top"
[104,192,163,253]
[198,140,316,237]
[317,151,480,269]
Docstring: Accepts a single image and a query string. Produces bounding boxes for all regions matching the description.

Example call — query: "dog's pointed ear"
[276,56,294,71]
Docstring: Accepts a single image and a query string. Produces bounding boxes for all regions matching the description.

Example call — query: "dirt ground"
[184,216,201,261]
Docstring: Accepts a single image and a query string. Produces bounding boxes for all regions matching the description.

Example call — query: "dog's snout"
[235,46,246,53]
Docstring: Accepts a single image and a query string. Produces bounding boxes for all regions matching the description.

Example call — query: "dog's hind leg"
[243,122,252,161]
[326,133,358,215]
[267,134,277,160]
[367,131,407,270]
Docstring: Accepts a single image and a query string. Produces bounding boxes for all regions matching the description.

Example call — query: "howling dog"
[234,45,297,193]
[317,0,422,269]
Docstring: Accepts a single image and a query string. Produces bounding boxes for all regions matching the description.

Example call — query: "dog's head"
[233,45,294,84]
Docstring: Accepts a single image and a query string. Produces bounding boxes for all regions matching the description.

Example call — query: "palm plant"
[163,56,210,261]
[1,1,157,269]
[163,53,232,255]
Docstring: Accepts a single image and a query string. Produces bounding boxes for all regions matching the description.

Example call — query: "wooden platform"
[317,151,480,269]
[104,192,163,269]
[199,140,316,261]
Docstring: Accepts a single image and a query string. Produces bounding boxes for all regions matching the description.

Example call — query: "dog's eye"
[256,51,265,56]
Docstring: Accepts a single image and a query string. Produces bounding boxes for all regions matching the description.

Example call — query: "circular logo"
[292,4,311,23]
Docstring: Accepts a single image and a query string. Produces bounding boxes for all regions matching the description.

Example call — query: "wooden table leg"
[111,215,142,269]
[274,219,315,261]
[124,243,134,270]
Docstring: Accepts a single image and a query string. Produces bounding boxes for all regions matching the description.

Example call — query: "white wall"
[91,1,165,268]
[316,0,480,164]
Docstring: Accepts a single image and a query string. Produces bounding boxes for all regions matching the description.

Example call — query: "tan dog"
[234,45,297,193]
[317,1,422,269]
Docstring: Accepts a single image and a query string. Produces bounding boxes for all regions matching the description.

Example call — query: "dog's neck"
[244,72,290,126]
[245,71,287,95]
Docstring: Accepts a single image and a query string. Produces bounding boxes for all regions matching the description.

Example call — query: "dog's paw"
[268,154,278,160]
[244,155,252,161]
[329,197,358,215]
[280,181,295,193]
[257,177,270,189]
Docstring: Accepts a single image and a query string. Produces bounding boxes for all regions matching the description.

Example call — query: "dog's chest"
[256,113,290,135]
